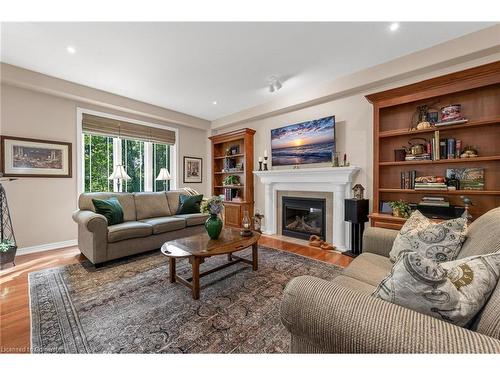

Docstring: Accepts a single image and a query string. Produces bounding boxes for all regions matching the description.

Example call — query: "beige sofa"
[281,207,500,353]
[72,191,208,265]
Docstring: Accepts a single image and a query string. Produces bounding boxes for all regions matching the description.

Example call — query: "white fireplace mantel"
[253,166,360,251]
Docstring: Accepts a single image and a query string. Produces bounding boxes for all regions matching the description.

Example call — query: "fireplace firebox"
[282,196,326,241]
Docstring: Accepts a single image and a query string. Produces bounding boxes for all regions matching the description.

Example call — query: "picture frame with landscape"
[0,136,72,177]
[271,116,335,166]
[183,156,202,183]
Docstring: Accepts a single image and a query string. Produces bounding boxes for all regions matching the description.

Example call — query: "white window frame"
[76,108,178,198]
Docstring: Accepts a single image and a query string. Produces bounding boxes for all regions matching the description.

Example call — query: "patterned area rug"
[29,246,342,353]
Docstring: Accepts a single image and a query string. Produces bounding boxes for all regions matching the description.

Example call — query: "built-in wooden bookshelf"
[209,128,255,228]
[366,61,500,230]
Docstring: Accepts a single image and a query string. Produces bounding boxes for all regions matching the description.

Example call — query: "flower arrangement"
[201,196,224,216]
[0,239,15,253]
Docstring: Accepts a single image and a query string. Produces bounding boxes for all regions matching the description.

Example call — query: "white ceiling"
[0,22,495,121]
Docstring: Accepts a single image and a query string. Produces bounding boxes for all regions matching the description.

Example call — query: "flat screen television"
[271,115,335,166]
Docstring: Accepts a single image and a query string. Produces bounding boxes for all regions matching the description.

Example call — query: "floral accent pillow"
[389,210,467,263]
[373,251,500,327]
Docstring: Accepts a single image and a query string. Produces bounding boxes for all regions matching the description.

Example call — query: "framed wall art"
[1,136,72,178]
[183,156,202,183]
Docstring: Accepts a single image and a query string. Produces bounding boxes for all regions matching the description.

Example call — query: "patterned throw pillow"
[373,251,500,327]
[389,210,467,263]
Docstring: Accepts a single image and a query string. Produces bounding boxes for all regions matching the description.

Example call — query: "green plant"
[223,175,240,186]
[0,240,14,253]
[389,200,412,218]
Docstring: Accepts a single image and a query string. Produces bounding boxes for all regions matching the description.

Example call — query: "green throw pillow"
[177,194,203,214]
[92,197,124,226]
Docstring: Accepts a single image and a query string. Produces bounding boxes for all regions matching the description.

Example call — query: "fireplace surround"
[254,166,360,251]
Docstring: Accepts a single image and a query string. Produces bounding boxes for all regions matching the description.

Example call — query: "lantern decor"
[240,210,253,237]
[0,177,17,269]
[253,210,264,233]
[352,184,365,200]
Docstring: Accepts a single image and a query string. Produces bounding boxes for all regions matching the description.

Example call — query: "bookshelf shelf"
[214,185,245,189]
[379,189,500,195]
[213,153,245,159]
[379,156,500,166]
[366,61,500,230]
[213,170,244,174]
[378,116,500,138]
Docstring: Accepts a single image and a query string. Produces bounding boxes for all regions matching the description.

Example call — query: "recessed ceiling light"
[66,45,76,54]
[389,22,400,32]
[212,101,218,105]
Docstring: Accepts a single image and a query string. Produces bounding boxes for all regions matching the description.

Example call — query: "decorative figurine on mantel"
[352,184,365,200]
[258,157,263,171]
[263,149,269,171]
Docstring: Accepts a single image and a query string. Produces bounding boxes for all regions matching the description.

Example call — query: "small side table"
[344,198,369,257]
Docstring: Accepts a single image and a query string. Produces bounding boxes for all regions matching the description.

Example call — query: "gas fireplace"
[282,196,326,241]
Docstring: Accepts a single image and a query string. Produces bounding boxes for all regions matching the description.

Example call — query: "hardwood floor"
[0,236,352,353]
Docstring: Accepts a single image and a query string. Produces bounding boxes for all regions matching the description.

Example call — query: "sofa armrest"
[72,210,107,232]
[281,275,500,353]
[362,226,398,258]
[72,210,108,264]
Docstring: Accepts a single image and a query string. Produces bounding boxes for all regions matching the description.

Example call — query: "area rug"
[29,246,342,353]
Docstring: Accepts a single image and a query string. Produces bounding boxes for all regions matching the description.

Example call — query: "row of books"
[428,131,462,161]
[400,170,417,189]
[223,188,237,201]
[418,196,450,207]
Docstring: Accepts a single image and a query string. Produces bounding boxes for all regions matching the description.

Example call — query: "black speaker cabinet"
[345,199,369,223]
[344,199,369,257]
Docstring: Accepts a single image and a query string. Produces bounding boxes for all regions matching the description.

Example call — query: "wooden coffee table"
[161,228,261,299]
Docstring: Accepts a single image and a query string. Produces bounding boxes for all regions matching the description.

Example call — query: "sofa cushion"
[332,275,376,295]
[166,190,183,215]
[107,221,153,243]
[140,216,186,234]
[458,207,500,259]
[92,197,124,226]
[176,194,203,214]
[389,210,467,263]
[174,213,209,226]
[134,192,171,220]
[373,251,500,327]
[474,279,500,339]
[79,193,136,222]
[342,252,393,286]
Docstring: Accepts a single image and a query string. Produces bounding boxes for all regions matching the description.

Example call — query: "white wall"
[0,83,210,250]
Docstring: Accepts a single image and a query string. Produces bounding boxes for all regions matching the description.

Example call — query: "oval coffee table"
[161,228,261,299]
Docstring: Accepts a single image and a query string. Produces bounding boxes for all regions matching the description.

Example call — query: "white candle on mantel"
[258,157,263,162]
[264,149,268,157]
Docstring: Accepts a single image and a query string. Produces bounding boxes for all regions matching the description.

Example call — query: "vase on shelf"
[205,214,223,240]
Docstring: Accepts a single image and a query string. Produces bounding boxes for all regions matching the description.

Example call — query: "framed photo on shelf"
[183,156,202,183]
[379,201,393,215]
[0,135,72,178]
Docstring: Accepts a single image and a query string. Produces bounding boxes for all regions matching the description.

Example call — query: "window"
[83,133,171,193]
[84,134,114,192]
[153,143,170,191]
